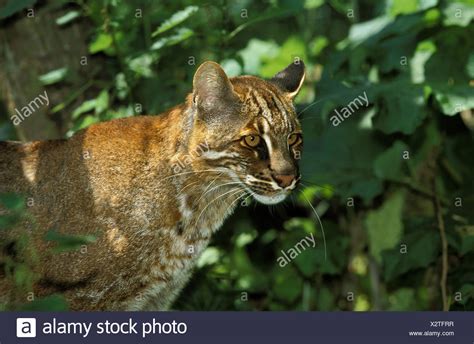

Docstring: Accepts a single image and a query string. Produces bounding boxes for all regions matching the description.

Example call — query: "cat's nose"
[273,174,296,188]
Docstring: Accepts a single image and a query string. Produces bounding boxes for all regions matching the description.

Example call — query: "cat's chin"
[251,192,288,205]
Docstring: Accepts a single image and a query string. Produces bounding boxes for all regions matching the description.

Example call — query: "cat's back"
[0,140,68,194]
[0,114,177,192]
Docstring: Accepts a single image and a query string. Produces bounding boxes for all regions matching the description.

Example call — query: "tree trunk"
[0,0,90,141]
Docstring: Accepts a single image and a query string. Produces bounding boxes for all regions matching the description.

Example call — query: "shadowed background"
[0,0,473,311]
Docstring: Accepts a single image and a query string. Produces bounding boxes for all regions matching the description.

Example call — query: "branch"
[394,179,450,207]
[432,178,449,311]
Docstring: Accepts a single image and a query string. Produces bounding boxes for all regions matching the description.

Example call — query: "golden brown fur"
[0,61,305,310]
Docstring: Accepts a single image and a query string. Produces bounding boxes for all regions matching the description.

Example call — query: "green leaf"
[94,90,109,115]
[293,248,320,277]
[234,231,258,248]
[374,81,426,134]
[366,192,405,262]
[260,36,308,77]
[0,193,24,211]
[220,59,242,77]
[389,0,419,16]
[196,247,222,268]
[388,288,417,310]
[432,84,474,116]
[56,10,80,26]
[238,39,279,75]
[301,115,385,204]
[305,0,325,9]
[316,286,335,311]
[467,52,474,78]
[375,33,418,73]
[443,2,474,27]
[348,16,393,45]
[309,36,329,57]
[151,28,194,51]
[281,221,348,276]
[232,248,268,292]
[410,40,436,83]
[0,0,37,20]
[72,99,96,119]
[227,8,298,41]
[272,266,303,303]
[382,226,440,281]
[44,230,96,253]
[374,140,409,181]
[0,193,24,230]
[0,214,21,230]
[14,263,33,288]
[457,284,474,305]
[349,11,434,48]
[461,235,474,256]
[89,32,113,54]
[38,67,69,86]
[128,54,155,78]
[20,294,68,311]
[152,6,198,36]
[115,73,129,100]
[424,26,473,85]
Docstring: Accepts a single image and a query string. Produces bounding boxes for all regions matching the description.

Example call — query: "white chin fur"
[251,192,288,205]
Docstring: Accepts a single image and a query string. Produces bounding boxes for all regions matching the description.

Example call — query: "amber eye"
[288,133,301,146]
[243,135,261,148]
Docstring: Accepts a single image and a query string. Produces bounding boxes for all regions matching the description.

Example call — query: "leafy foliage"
[0,0,473,311]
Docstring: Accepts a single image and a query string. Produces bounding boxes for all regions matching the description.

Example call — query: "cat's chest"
[129,188,239,309]
[127,226,210,310]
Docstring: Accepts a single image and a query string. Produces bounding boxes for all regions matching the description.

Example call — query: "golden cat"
[0,60,305,310]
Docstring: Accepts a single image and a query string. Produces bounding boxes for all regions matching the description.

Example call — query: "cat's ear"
[271,60,305,99]
[192,61,239,119]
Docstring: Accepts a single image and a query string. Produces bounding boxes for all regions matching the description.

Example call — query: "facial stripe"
[269,92,290,132]
[265,88,293,133]
[251,91,273,124]
[248,91,265,117]
[261,119,274,159]
[202,150,239,160]
[245,87,296,136]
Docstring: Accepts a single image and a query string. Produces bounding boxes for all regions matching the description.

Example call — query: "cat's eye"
[288,133,301,146]
[243,135,261,148]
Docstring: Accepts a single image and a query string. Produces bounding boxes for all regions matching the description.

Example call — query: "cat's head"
[188,60,305,205]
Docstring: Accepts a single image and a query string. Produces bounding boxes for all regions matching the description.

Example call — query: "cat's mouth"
[249,190,290,205]
[242,178,298,205]
[231,174,299,205]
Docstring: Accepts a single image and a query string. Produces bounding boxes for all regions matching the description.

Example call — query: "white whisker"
[194,187,244,227]
[161,169,223,182]
[200,172,224,197]
[195,181,243,205]
[300,192,327,261]
[175,180,201,198]
[297,98,326,118]
[223,191,249,216]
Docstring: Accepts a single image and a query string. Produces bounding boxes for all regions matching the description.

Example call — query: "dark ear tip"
[287,59,305,74]
[293,59,305,68]
[271,59,306,97]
